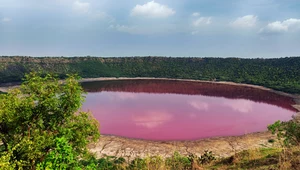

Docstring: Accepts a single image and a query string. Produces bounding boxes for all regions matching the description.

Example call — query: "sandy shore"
[1,77,300,159]
[89,132,279,161]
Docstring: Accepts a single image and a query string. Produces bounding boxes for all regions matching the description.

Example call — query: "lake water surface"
[81,80,296,141]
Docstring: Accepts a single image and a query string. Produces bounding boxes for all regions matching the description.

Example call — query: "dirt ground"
[88,132,280,161]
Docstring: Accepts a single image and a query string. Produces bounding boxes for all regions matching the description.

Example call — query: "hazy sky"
[1,0,300,58]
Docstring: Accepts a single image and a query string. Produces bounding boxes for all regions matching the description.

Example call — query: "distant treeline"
[0,56,300,93]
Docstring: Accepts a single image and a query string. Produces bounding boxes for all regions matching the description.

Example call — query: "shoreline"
[1,77,300,159]
[1,76,299,98]
[89,131,279,160]
[79,77,298,99]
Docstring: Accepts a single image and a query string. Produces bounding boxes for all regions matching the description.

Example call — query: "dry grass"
[202,146,300,170]
[85,146,300,169]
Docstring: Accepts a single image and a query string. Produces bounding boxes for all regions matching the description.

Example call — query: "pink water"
[81,80,296,141]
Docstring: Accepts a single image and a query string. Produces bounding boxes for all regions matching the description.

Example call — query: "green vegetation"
[0,73,100,169]
[1,56,300,93]
[268,120,300,146]
[76,147,299,170]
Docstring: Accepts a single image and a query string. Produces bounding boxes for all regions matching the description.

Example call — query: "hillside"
[1,56,300,93]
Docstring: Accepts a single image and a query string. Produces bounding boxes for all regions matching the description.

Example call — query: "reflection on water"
[133,110,172,129]
[81,80,296,141]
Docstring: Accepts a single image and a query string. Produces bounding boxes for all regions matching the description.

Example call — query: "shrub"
[199,150,216,164]
[268,120,300,146]
[165,152,191,170]
[145,156,164,170]
[0,73,100,169]
[128,158,147,170]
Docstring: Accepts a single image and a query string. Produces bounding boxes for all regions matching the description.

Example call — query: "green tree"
[0,73,100,169]
[36,137,80,170]
[268,120,300,146]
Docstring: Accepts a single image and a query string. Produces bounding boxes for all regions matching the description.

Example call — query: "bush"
[36,137,80,170]
[128,158,147,170]
[199,150,216,164]
[0,73,100,169]
[165,152,191,170]
[144,156,165,170]
[268,120,300,146]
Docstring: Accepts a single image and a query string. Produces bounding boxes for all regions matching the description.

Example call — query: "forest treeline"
[0,56,300,93]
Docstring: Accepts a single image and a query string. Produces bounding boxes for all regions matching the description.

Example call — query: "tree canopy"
[1,56,300,93]
[0,73,100,169]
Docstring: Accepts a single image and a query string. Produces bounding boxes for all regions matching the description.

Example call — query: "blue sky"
[1,0,300,58]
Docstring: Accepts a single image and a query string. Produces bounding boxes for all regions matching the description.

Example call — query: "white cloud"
[1,17,11,22]
[231,15,257,28]
[192,12,200,17]
[131,1,175,18]
[260,18,300,34]
[71,1,112,21]
[73,0,90,14]
[193,17,212,27]
[263,21,288,32]
[191,14,212,35]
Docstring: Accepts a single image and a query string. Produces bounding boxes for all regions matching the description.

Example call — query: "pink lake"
[81,80,296,141]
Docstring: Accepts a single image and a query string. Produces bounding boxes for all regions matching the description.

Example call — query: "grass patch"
[206,147,299,170]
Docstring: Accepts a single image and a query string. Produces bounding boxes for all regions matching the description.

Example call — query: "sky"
[1,0,300,58]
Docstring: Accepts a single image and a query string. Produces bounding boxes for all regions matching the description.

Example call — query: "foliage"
[145,156,164,170]
[80,156,126,170]
[190,150,216,165]
[0,73,100,169]
[165,151,191,170]
[268,120,300,146]
[36,137,80,170]
[128,158,147,170]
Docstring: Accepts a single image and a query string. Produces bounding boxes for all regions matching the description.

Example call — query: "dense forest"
[1,56,300,93]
